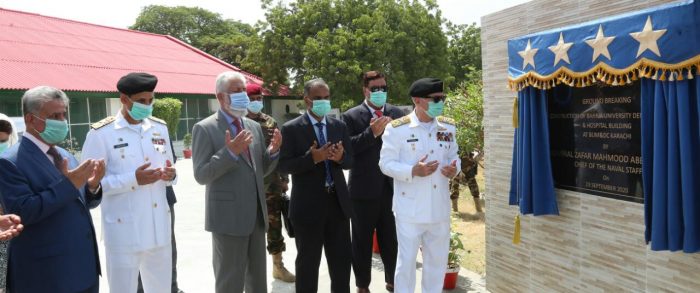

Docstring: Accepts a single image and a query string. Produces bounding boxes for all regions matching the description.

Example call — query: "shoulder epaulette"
[90,116,115,130]
[391,115,411,128]
[437,116,455,126]
[148,116,167,125]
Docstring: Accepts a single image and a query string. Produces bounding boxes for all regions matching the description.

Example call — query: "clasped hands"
[411,155,457,178]
[135,160,176,186]
[61,158,106,191]
[225,128,282,155]
[310,141,344,164]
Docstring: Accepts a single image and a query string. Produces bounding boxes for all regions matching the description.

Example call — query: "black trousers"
[293,192,351,293]
[351,193,397,288]
[137,203,178,293]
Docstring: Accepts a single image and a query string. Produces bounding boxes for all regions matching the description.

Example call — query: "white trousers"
[394,219,450,293]
[106,245,172,293]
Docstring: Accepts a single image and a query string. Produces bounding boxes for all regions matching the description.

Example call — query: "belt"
[325,185,336,194]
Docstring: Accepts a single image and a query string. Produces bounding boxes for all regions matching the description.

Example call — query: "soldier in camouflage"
[246,84,296,283]
[449,152,482,213]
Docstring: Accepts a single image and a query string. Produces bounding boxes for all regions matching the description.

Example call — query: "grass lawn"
[452,163,486,275]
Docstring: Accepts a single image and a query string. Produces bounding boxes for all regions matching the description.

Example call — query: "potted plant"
[444,231,464,290]
[182,133,192,159]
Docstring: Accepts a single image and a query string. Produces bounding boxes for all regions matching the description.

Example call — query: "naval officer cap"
[117,72,158,95]
[409,78,443,97]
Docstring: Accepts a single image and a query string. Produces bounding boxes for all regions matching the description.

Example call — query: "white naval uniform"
[378,111,460,293]
[81,112,174,293]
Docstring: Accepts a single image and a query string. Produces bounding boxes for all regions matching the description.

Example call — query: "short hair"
[22,86,69,115]
[0,120,11,134]
[361,70,385,87]
[303,78,329,96]
[215,71,247,94]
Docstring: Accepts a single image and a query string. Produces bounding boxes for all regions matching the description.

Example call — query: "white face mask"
[229,108,248,118]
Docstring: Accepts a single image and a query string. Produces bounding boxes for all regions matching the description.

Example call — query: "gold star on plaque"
[585,25,615,62]
[518,39,539,70]
[630,16,666,57]
[548,32,573,66]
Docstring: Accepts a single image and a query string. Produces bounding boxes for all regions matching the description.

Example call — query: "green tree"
[446,22,482,87]
[443,70,483,157]
[151,97,182,139]
[256,0,453,106]
[130,5,261,74]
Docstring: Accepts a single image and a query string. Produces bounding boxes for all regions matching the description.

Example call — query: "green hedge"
[152,97,182,139]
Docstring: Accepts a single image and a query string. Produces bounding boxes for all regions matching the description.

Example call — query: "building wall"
[481,1,700,292]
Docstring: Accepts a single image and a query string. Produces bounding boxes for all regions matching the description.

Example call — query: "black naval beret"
[409,78,443,97]
[117,72,158,95]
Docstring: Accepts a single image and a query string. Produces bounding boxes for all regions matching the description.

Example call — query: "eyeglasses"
[369,86,388,93]
[422,95,447,103]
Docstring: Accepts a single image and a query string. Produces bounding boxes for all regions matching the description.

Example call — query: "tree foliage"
[152,97,182,139]
[130,5,260,74]
[444,70,483,156]
[446,22,482,87]
[255,0,453,106]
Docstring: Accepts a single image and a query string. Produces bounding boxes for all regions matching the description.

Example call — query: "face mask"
[425,100,444,118]
[33,115,69,144]
[369,91,387,107]
[0,142,8,153]
[229,92,250,110]
[311,100,331,117]
[128,101,153,121]
[247,101,264,114]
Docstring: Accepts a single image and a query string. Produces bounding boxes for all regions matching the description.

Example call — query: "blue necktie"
[315,122,333,187]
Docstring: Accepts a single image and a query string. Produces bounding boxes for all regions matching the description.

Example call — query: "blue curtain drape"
[509,86,559,216]
[642,77,700,252]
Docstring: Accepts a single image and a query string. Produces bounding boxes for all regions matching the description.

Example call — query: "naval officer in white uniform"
[81,72,176,293]
[378,78,460,293]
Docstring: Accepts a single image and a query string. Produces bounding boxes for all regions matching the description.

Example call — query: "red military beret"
[246,83,262,96]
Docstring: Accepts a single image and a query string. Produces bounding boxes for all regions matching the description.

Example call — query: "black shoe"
[385,283,394,292]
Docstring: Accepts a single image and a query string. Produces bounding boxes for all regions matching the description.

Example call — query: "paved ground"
[92,159,487,292]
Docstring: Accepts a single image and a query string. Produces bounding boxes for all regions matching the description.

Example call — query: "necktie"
[47,146,65,170]
[375,110,383,118]
[232,119,252,162]
[315,122,334,187]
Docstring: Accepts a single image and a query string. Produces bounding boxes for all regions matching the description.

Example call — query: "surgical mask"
[247,101,264,114]
[369,91,387,107]
[0,142,8,153]
[229,92,250,110]
[33,115,69,144]
[311,100,331,117]
[425,100,444,118]
[128,101,153,121]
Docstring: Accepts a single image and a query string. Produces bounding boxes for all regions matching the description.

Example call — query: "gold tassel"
[513,214,521,244]
[512,97,519,128]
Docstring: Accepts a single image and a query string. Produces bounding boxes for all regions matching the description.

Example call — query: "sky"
[0,0,530,29]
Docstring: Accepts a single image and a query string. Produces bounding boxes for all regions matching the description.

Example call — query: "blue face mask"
[247,100,264,114]
[229,92,250,110]
[311,100,331,117]
[33,115,69,144]
[369,91,387,107]
[128,101,153,121]
[0,142,8,154]
[426,100,444,118]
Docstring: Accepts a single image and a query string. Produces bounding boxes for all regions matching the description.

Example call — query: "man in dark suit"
[341,71,404,292]
[279,78,354,293]
[0,86,104,293]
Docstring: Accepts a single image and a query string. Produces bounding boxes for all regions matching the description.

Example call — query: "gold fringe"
[512,97,519,128]
[508,55,700,91]
[513,214,521,245]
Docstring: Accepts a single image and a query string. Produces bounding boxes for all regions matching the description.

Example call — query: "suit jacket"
[192,111,277,236]
[0,137,101,293]
[341,103,405,200]
[278,114,354,224]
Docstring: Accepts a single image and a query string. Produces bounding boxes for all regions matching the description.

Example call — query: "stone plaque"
[548,81,643,203]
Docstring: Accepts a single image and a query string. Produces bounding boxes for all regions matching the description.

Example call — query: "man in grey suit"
[192,71,282,293]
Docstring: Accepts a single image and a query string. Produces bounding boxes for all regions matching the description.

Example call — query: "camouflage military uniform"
[249,112,288,254]
[449,154,480,200]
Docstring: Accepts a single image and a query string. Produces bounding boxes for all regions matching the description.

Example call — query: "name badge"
[407,138,419,142]
[113,143,128,149]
